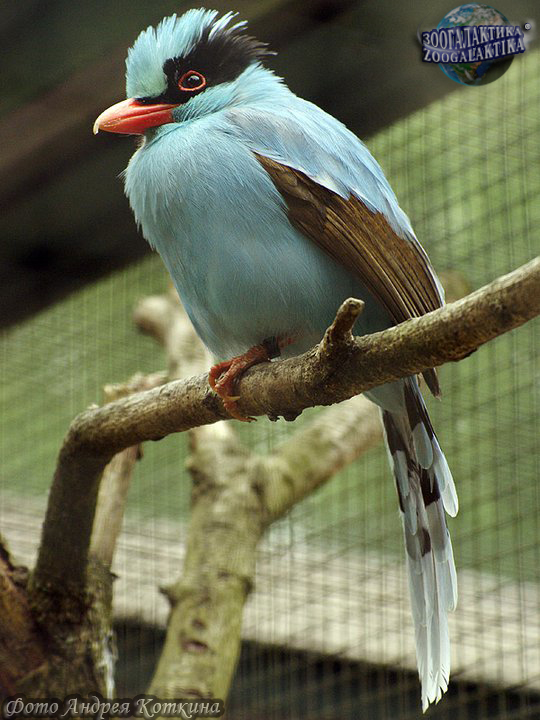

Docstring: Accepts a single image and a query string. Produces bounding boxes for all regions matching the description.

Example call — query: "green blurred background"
[0,2,538,719]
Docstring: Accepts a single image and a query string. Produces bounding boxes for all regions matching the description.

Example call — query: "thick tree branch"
[135,290,259,698]
[0,542,46,695]
[137,289,382,700]
[148,422,261,698]
[90,372,166,568]
[32,257,539,595]
[262,396,382,525]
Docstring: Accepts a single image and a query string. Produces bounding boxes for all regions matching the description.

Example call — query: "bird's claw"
[208,344,271,422]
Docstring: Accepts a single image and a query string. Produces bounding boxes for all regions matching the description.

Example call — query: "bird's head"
[94,8,276,135]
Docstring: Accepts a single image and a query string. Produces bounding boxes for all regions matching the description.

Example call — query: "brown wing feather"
[256,154,442,396]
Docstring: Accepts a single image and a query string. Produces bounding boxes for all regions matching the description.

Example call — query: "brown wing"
[256,154,442,396]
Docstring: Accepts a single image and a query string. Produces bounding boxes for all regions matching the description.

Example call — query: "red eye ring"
[178,70,206,92]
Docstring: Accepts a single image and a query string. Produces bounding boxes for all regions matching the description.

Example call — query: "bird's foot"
[209,344,270,422]
[208,336,293,422]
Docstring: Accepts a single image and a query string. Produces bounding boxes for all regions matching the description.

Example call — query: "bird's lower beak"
[93,97,178,135]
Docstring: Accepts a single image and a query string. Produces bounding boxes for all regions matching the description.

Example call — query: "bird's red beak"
[93,97,178,135]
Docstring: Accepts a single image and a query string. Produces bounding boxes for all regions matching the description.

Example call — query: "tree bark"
[31,257,539,595]
[135,289,383,702]
[0,544,45,695]
[0,257,537,700]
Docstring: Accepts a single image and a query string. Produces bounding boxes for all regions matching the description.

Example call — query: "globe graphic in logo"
[437,4,514,85]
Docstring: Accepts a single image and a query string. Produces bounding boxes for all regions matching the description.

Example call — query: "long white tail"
[381,379,458,711]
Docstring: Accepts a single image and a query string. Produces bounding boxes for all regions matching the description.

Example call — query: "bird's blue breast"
[124,108,393,360]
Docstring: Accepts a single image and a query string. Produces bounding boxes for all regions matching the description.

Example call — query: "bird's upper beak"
[93,97,179,135]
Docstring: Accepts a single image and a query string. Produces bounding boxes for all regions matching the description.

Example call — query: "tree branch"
[137,289,382,699]
[31,257,539,595]
[90,372,166,569]
[0,542,46,695]
[262,395,382,525]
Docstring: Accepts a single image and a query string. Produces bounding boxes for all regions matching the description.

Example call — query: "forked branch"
[32,256,540,594]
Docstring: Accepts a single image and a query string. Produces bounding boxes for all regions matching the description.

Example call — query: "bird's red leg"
[209,336,293,422]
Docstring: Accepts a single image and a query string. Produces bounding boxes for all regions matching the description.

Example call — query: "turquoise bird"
[94,9,458,710]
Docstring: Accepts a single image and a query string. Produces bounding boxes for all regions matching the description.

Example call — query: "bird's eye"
[178,70,206,92]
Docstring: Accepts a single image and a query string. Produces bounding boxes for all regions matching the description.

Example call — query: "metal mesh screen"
[1,47,539,720]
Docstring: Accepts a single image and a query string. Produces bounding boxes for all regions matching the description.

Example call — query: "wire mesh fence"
[1,46,539,720]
